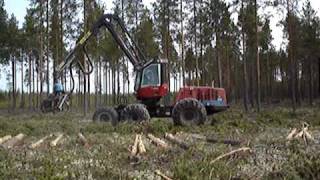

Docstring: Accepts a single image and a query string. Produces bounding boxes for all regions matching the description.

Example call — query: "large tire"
[41,99,53,113]
[92,107,119,126]
[122,104,150,122]
[172,98,207,126]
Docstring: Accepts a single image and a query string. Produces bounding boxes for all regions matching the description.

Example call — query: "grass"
[0,106,319,179]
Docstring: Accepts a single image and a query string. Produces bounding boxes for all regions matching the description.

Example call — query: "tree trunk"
[46,0,50,95]
[78,70,81,109]
[287,0,296,113]
[108,65,111,105]
[12,56,16,110]
[199,0,203,85]
[83,62,87,116]
[36,60,39,108]
[254,0,261,112]
[99,58,102,106]
[166,1,171,92]
[32,57,35,110]
[117,66,120,104]
[296,59,302,105]
[87,59,91,109]
[112,67,116,105]
[193,0,199,86]
[83,0,87,115]
[280,56,285,100]
[29,53,32,110]
[39,0,44,108]
[105,64,108,105]
[226,45,231,102]
[180,0,185,86]
[267,51,271,104]
[20,54,25,109]
[216,38,222,88]
[309,58,313,105]
[95,61,98,108]
[318,58,320,97]
[249,57,255,108]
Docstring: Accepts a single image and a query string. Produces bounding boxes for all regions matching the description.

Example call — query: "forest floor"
[0,105,320,179]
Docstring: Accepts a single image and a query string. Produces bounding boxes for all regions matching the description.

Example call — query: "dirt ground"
[0,106,319,179]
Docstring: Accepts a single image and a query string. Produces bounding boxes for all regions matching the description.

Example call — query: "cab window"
[141,64,160,86]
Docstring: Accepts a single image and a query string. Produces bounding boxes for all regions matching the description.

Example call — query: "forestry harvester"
[41,14,229,126]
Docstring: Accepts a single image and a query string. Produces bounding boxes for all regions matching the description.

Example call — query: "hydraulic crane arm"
[56,13,147,79]
[53,13,168,105]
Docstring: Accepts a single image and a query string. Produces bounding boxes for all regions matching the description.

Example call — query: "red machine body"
[175,86,227,103]
[136,83,169,101]
[175,86,229,115]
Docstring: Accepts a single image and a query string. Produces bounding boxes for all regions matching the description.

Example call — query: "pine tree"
[135,10,159,60]
[7,15,20,110]
[153,0,179,92]
[300,0,319,105]
[0,0,8,61]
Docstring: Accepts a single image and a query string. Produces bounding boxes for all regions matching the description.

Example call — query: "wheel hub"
[99,113,112,122]
[181,108,200,122]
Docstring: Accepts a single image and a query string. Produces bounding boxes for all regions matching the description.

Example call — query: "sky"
[2,0,320,92]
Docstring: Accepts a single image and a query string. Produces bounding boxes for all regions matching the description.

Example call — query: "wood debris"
[29,134,52,149]
[131,134,146,156]
[147,134,169,149]
[50,133,64,147]
[210,147,252,164]
[78,133,90,148]
[131,134,139,156]
[138,135,146,154]
[165,133,189,150]
[0,135,12,144]
[286,122,315,144]
[190,134,242,146]
[155,170,173,180]
[286,128,297,140]
[2,133,25,149]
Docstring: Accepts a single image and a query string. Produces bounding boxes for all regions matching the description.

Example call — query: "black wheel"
[122,104,150,122]
[41,99,53,113]
[92,107,119,126]
[172,98,207,126]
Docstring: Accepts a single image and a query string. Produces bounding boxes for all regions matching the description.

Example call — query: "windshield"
[141,64,160,86]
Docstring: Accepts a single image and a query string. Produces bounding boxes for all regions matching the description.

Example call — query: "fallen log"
[29,135,51,149]
[78,133,89,148]
[155,170,173,180]
[294,130,304,138]
[50,133,63,147]
[131,134,139,156]
[210,147,252,164]
[0,135,12,144]
[304,130,315,141]
[3,133,25,149]
[190,134,242,146]
[286,128,297,140]
[138,135,146,154]
[147,134,169,149]
[165,133,189,150]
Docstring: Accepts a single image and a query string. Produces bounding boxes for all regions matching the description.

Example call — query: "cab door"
[135,63,168,102]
